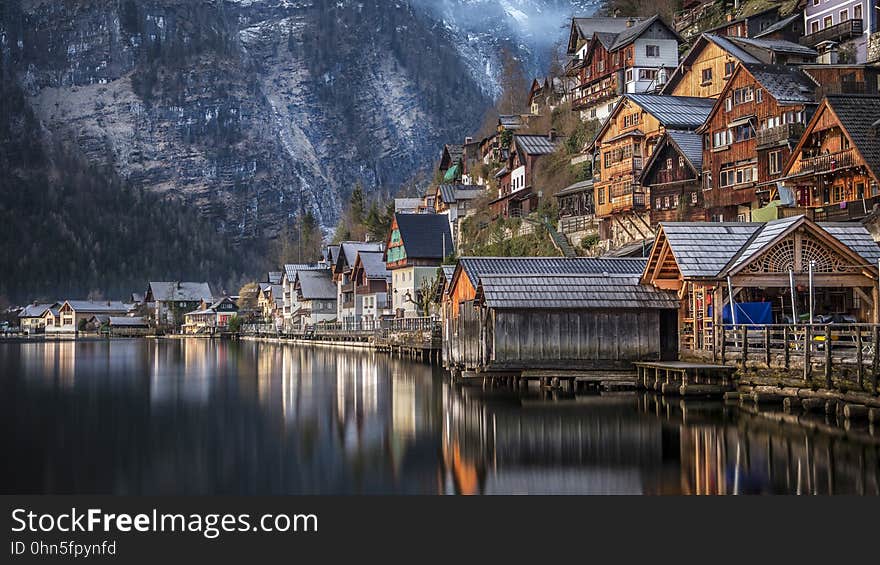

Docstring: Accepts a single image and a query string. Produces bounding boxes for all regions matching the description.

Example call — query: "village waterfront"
[1,337,878,495]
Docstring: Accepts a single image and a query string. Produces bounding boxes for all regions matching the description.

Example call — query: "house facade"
[144,282,213,328]
[698,63,817,221]
[385,213,453,318]
[778,95,880,220]
[569,16,680,122]
[490,133,563,219]
[182,297,239,335]
[293,270,337,326]
[281,263,324,325]
[333,242,384,324]
[17,302,57,334]
[640,131,707,224]
[48,301,131,335]
[350,250,391,322]
[803,0,878,63]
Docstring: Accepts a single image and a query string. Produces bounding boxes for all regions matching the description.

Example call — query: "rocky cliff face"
[0,0,594,241]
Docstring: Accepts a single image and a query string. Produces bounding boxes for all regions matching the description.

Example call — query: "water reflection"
[0,339,877,494]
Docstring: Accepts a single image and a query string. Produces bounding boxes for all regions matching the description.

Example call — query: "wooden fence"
[716,323,880,392]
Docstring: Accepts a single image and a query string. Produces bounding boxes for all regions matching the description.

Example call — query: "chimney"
[817,41,839,64]
[548,128,557,142]
[464,136,473,144]
[726,14,733,22]
[626,18,635,28]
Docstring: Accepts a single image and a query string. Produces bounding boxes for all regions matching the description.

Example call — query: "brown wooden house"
[697,62,817,222]
[640,131,706,224]
[778,95,880,221]
[591,93,714,245]
[489,133,562,219]
[701,6,781,38]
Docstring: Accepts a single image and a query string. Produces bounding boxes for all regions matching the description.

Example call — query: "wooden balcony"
[779,195,880,222]
[572,82,618,110]
[756,123,805,149]
[793,148,858,176]
[800,18,863,47]
[565,56,584,76]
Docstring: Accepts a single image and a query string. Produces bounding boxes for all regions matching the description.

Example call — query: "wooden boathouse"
[445,269,679,376]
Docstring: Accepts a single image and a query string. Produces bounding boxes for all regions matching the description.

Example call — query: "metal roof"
[477,273,678,310]
[571,17,645,43]
[660,223,763,277]
[340,241,383,268]
[439,185,485,204]
[147,282,213,303]
[18,303,56,318]
[753,13,801,39]
[556,180,593,197]
[393,213,454,261]
[356,251,392,281]
[65,300,131,313]
[295,270,336,300]
[267,271,283,285]
[515,134,562,156]
[624,94,715,130]
[729,36,817,57]
[458,257,647,288]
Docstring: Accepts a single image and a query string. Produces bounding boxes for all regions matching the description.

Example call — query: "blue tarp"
[722,302,773,327]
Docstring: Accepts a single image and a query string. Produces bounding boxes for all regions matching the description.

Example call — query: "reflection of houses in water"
[18,341,77,388]
[643,396,880,495]
[443,386,672,494]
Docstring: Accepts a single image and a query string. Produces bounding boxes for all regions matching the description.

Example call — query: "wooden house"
[640,131,706,224]
[433,184,485,246]
[144,281,213,328]
[350,250,392,321]
[778,95,880,221]
[753,12,805,42]
[569,16,680,122]
[801,64,880,97]
[447,272,678,373]
[555,179,596,238]
[702,7,782,38]
[641,216,880,352]
[384,213,453,317]
[182,297,239,335]
[697,63,817,222]
[48,300,131,334]
[591,93,714,246]
[662,33,817,99]
[489,133,563,219]
[108,316,150,337]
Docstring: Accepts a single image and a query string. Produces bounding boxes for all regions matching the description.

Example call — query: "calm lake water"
[1,338,878,495]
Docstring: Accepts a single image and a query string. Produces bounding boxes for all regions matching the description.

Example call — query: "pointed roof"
[295,269,336,301]
[146,282,213,303]
[641,130,703,183]
[353,250,391,281]
[390,213,454,261]
[568,17,645,53]
[593,95,714,150]
[660,33,761,96]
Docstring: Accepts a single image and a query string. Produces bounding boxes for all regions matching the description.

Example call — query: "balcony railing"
[794,148,858,176]
[756,123,805,148]
[801,18,863,47]
[573,83,618,109]
[565,57,584,76]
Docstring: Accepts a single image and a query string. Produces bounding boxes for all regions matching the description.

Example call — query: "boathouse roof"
[476,273,678,310]
[458,257,647,290]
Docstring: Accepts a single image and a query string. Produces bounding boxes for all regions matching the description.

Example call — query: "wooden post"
[873,326,879,393]
[740,325,748,369]
[824,325,832,389]
[783,325,790,370]
[764,326,771,368]
[856,327,864,389]
[720,324,726,364]
[804,325,812,382]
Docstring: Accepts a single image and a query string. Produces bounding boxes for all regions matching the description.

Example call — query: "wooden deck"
[634,361,737,396]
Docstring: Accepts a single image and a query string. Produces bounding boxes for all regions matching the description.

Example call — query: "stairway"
[543,219,577,257]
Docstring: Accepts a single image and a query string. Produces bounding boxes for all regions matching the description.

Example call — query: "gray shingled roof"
[296,270,336,300]
[18,303,56,318]
[753,13,801,38]
[609,15,677,51]
[443,144,463,165]
[703,33,762,63]
[477,273,678,310]
[572,17,644,42]
[340,241,383,268]
[660,223,763,277]
[267,272,283,285]
[147,282,213,303]
[458,257,647,287]
[624,94,715,130]
[439,185,485,204]
[515,134,562,156]
[667,130,704,172]
[65,300,131,313]
[556,179,593,197]
[283,263,325,281]
[394,213,454,260]
[498,115,524,129]
[825,96,880,184]
[744,63,817,105]
[356,251,392,281]
[729,36,817,57]
[822,223,880,266]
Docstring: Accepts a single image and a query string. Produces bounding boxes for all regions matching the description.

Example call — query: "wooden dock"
[634,361,737,396]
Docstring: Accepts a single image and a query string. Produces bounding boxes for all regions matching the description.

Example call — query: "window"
[678,156,685,168]
[639,69,658,81]
[733,86,754,105]
[724,61,736,77]
[824,16,833,29]
[756,88,763,103]
[604,152,613,168]
[623,113,640,128]
[598,60,605,72]
[598,187,605,205]
[626,69,633,82]
[840,9,848,22]
[646,45,660,57]
[590,108,597,119]
[666,158,673,170]
[690,191,698,204]
[713,129,732,148]
[811,21,819,34]
[855,4,862,20]
[663,196,670,208]
[725,97,733,112]
[701,68,713,84]
[734,123,754,142]
[769,150,783,175]
[812,0,818,4]
[655,197,661,208]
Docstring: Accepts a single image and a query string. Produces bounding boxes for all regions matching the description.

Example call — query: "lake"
[1,338,878,494]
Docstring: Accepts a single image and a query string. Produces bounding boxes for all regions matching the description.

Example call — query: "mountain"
[0,0,596,300]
